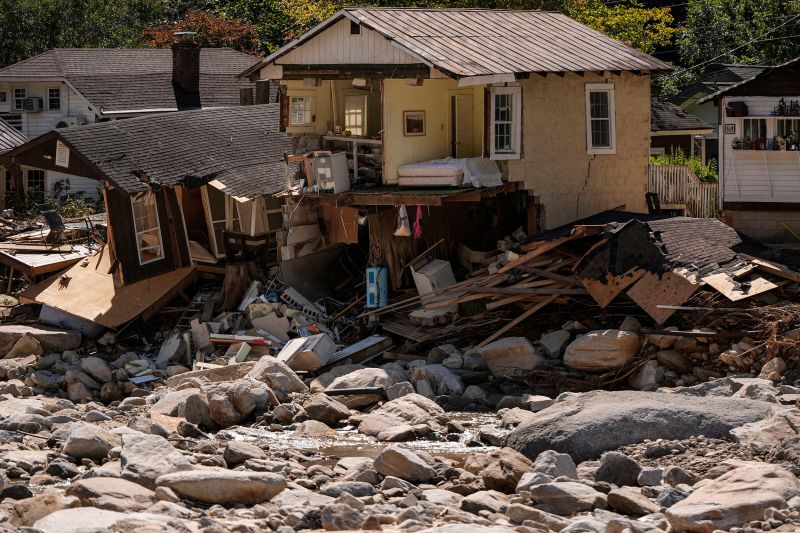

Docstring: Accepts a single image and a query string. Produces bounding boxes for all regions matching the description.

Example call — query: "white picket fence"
[648,164,719,218]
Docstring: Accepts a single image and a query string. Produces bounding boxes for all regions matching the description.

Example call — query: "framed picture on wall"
[724,124,735,135]
[403,110,426,136]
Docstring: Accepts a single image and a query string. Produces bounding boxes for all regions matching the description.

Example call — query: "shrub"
[650,147,718,183]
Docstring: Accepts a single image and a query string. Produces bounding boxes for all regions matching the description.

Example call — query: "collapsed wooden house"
[0,104,298,330]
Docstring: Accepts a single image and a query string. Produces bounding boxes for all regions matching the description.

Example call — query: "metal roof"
[0,119,27,154]
[243,8,672,80]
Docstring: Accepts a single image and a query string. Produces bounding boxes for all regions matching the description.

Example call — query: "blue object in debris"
[366,267,388,309]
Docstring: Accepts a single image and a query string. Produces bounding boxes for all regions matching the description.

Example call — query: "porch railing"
[648,164,719,218]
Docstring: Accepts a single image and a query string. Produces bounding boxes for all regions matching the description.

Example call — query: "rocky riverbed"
[2,352,800,533]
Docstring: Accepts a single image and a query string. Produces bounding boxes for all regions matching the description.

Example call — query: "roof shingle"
[53,104,294,199]
[0,119,27,154]
[651,99,713,133]
[0,48,261,113]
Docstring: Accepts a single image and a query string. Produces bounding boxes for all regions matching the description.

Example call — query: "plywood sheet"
[626,269,700,324]
[701,272,778,302]
[0,246,93,277]
[323,206,359,244]
[21,247,196,329]
[581,267,645,308]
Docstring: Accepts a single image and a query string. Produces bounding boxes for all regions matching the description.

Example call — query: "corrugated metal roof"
[245,8,671,79]
[0,119,27,154]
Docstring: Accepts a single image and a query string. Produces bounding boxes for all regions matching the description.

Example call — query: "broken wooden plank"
[500,236,574,273]
[478,294,559,347]
[580,267,646,309]
[700,272,778,302]
[749,258,800,283]
[323,335,393,367]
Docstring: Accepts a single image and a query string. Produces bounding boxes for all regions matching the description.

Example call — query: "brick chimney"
[172,32,200,97]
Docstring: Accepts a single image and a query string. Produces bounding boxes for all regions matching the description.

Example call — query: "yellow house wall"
[507,72,651,229]
[382,79,484,184]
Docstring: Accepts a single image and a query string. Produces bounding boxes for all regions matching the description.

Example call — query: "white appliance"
[312,151,350,192]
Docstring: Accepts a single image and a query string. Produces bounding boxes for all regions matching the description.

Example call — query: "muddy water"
[219,412,500,465]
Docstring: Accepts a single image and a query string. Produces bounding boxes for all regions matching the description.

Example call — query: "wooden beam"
[478,294,558,347]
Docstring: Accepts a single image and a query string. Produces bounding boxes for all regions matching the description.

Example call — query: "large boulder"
[477,337,546,377]
[506,390,775,462]
[325,365,409,408]
[666,462,800,532]
[120,433,193,489]
[80,357,113,384]
[0,325,81,357]
[150,388,202,417]
[527,482,607,515]
[563,329,641,372]
[62,422,121,461]
[65,477,156,512]
[11,492,80,527]
[409,364,464,396]
[247,356,307,401]
[358,393,449,438]
[156,469,286,505]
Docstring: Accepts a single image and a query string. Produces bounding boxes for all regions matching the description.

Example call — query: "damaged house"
[239,7,672,231]
[0,104,297,331]
[0,36,260,203]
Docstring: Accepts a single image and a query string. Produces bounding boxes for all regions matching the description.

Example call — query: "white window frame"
[289,95,313,126]
[13,88,25,111]
[489,86,522,160]
[47,87,61,111]
[585,83,616,154]
[131,192,164,265]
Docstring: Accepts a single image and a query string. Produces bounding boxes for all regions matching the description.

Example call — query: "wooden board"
[20,247,197,329]
[322,206,359,244]
[701,272,778,302]
[626,269,700,325]
[0,246,93,277]
[749,258,800,283]
[581,267,646,308]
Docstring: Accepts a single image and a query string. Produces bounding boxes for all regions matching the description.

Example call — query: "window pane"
[344,95,366,136]
[778,119,800,138]
[132,193,163,263]
[26,170,45,201]
[743,119,767,142]
[591,119,610,148]
[290,97,310,126]
[590,91,609,119]
[48,88,60,110]
[494,94,511,122]
[494,122,512,152]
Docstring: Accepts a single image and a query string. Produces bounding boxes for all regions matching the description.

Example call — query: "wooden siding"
[648,164,719,218]
[278,18,419,66]
[719,95,800,204]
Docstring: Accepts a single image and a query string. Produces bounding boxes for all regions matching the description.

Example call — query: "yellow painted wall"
[507,72,651,229]
[382,79,484,183]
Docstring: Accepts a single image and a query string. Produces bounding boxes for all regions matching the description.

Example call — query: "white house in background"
[701,57,800,242]
[0,42,259,203]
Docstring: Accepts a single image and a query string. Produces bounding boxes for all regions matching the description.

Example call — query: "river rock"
[325,365,409,408]
[80,356,113,383]
[206,377,277,428]
[164,362,256,388]
[247,356,307,401]
[120,433,193,489]
[465,447,532,493]
[665,462,800,532]
[607,487,660,515]
[657,349,692,374]
[477,337,546,377]
[0,325,81,357]
[528,482,607,515]
[303,393,351,426]
[540,330,571,358]
[11,491,81,527]
[460,490,510,514]
[506,503,571,530]
[359,393,449,438]
[531,449,578,479]
[374,446,436,482]
[223,441,266,465]
[563,330,641,372]
[320,481,376,498]
[156,469,286,504]
[320,503,365,530]
[150,389,200,417]
[62,422,121,461]
[630,360,664,391]
[506,390,774,462]
[409,364,464,395]
[66,477,157,512]
[596,452,642,487]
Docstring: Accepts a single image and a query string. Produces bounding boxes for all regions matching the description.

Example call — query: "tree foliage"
[141,9,258,53]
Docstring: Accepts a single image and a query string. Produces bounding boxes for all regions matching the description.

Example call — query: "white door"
[451,94,474,158]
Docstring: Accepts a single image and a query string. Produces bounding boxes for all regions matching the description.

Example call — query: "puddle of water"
[218,412,501,464]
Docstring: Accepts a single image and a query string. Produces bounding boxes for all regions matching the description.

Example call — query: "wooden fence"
[648,164,719,218]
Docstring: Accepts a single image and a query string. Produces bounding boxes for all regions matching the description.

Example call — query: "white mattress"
[398,174,462,187]
[397,159,465,178]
